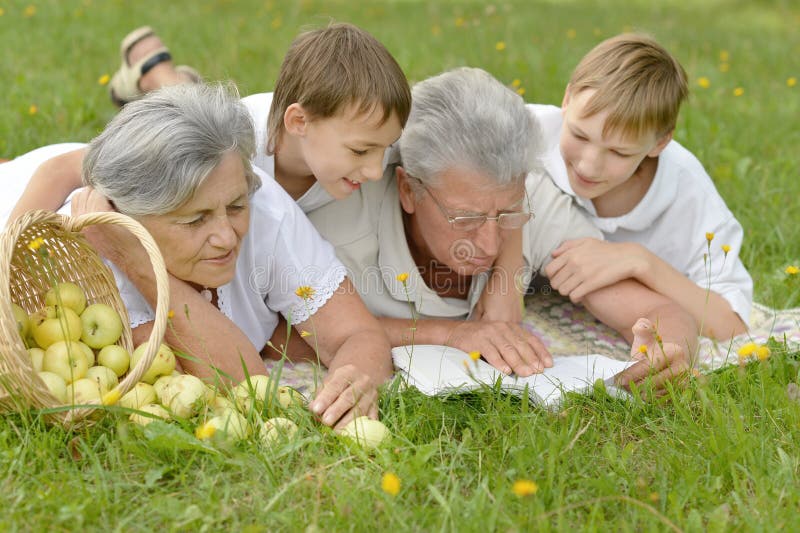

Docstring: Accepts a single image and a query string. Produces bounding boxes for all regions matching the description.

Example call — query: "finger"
[368,401,379,420]
[520,328,552,368]
[504,327,544,374]
[551,239,583,258]
[309,373,351,421]
[632,362,691,398]
[478,344,513,375]
[544,254,567,279]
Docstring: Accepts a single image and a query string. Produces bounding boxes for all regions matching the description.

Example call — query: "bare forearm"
[326,330,394,384]
[378,316,455,347]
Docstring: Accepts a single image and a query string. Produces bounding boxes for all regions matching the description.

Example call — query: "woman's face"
[138,151,251,289]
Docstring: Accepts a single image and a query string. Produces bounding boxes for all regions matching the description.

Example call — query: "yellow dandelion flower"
[24,5,36,17]
[511,79,521,88]
[705,232,715,242]
[27,237,45,251]
[722,244,731,254]
[697,77,711,89]
[638,344,648,354]
[300,330,312,338]
[455,17,465,27]
[468,351,481,361]
[788,77,797,88]
[755,345,771,361]
[786,265,800,275]
[167,310,175,319]
[719,50,729,62]
[737,342,757,358]
[431,24,441,36]
[98,74,110,85]
[0,7,5,16]
[102,388,121,406]
[649,492,660,502]
[495,41,506,51]
[28,105,38,115]
[396,272,409,283]
[381,472,401,496]
[593,28,602,36]
[719,63,730,73]
[733,87,744,97]
[270,16,282,29]
[566,29,576,39]
[512,479,538,497]
[516,87,526,96]
[195,422,216,440]
[295,286,315,300]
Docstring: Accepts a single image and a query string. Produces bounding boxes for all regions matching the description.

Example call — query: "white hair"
[83,82,260,216]
[398,67,543,188]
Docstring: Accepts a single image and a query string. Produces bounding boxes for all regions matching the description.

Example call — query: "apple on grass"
[12,303,30,338]
[233,374,276,413]
[44,282,87,315]
[42,340,89,383]
[37,371,67,403]
[160,374,207,419]
[337,416,390,449]
[130,342,176,384]
[30,306,82,349]
[130,403,170,426]
[80,303,123,349]
[97,345,130,377]
[260,417,299,445]
[198,409,250,443]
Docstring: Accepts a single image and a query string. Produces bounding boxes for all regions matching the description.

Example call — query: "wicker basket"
[0,210,170,427]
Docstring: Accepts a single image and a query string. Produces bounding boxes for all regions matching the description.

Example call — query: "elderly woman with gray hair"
[0,83,392,427]
[308,67,699,392]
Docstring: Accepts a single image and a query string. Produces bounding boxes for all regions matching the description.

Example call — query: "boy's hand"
[309,364,379,429]
[446,320,552,376]
[546,238,649,303]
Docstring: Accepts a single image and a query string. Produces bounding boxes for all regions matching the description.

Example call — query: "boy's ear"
[284,103,309,137]
[561,85,572,109]
[648,129,674,157]
[396,167,417,214]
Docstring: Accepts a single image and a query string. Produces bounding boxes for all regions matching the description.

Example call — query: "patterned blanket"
[266,294,800,397]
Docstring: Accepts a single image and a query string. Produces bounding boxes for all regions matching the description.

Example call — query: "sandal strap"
[140,50,172,76]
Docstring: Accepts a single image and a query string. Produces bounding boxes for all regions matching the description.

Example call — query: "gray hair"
[83,82,260,216]
[398,67,541,189]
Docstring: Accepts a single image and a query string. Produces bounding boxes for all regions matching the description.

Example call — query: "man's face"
[399,167,526,278]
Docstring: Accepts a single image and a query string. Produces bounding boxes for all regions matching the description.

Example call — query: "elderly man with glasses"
[308,68,698,392]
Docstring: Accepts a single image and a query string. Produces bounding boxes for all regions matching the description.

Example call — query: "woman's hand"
[545,238,650,303]
[309,363,381,429]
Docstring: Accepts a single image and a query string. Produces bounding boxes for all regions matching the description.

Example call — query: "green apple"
[80,303,123,349]
[42,340,89,383]
[37,371,67,403]
[277,386,306,409]
[160,374,207,419]
[96,345,130,377]
[119,382,157,410]
[12,303,30,338]
[233,374,276,413]
[337,416,390,449]
[202,409,250,443]
[85,365,119,392]
[152,375,175,403]
[76,341,95,366]
[44,282,87,315]
[66,377,103,405]
[130,403,170,426]
[30,306,82,349]
[28,347,45,372]
[130,342,176,384]
[259,417,299,445]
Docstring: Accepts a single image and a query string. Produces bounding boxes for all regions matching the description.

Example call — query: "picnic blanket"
[266,294,800,398]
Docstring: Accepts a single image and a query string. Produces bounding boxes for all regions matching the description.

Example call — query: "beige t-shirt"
[306,169,601,320]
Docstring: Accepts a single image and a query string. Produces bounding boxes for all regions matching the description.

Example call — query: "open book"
[392,344,635,407]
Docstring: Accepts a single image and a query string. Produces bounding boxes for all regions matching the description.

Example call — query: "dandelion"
[431,24,441,36]
[516,87,526,96]
[719,63,730,73]
[566,29,576,39]
[733,87,744,97]
[28,105,38,115]
[719,50,730,62]
[786,265,799,275]
[649,492,660,502]
[705,232,715,242]
[295,286,315,300]
[396,272,409,283]
[381,472,401,496]
[638,344,648,354]
[455,17,465,27]
[495,41,506,51]
[24,5,36,17]
[788,77,797,88]
[167,310,175,319]
[755,345,771,361]
[98,74,110,85]
[300,330,312,338]
[195,422,216,440]
[593,28,602,36]
[102,389,121,406]
[27,237,45,251]
[511,79,521,88]
[0,7,5,16]
[697,77,711,89]
[512,479,538,497]
[270,16,282,29]
[737,342,757,358]
[722,244,731,254]
[468,351,481,361]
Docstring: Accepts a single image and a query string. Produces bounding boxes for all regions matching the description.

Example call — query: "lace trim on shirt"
[217,285,232,320]
[286,268,347,325]
[128,310,155,330]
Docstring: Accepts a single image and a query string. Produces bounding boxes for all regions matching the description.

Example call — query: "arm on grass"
[472,227,525,323]
[546,237,745,339]
[7,147,85,225]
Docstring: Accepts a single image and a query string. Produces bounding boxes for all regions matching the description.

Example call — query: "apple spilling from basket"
[10,281,388,448]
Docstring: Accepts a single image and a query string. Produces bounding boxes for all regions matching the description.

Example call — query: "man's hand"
[446,320,552,376]
[616,318,692,395]
[308,363,380,429]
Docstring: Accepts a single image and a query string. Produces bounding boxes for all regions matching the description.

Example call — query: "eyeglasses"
[411,176,533,232]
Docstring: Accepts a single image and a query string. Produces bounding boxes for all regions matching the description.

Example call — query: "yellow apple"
[77,341,95,366]
[129,403,170,426]
[42,340,89,383]
[130,342,176,384]
[119,382,157,410]
[277,386,306,409]
[259,417,299,445]
[96,345,130,377]
[28,347,45,372]
[30,306,82,349]
[338,416,390,449]
[152,375,175,403]
[85,365,119,392]
[80,303,123,349]
[44,282,87,315]
[160,374,207,419]
[66,377,103,405]
[37,371,67,403]
[233,374,276,413]
[202,409,250,443]
[12,303,30,338]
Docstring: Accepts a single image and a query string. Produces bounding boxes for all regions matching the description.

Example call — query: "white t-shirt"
[241,92,335,213]
[529,104,753,324]
[0,146,346,352]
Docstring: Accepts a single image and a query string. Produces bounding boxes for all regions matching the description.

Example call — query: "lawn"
[1,0,799,530]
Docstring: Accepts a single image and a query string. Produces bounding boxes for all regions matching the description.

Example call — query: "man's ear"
[396,166,417,214]
[648,129,674,157]
[284,103,309,137]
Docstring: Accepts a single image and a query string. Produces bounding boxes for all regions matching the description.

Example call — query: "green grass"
[1,0,799,530]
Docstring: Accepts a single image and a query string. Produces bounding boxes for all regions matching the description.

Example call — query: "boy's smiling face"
[559,88,671,204]
[292,103,402,199]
